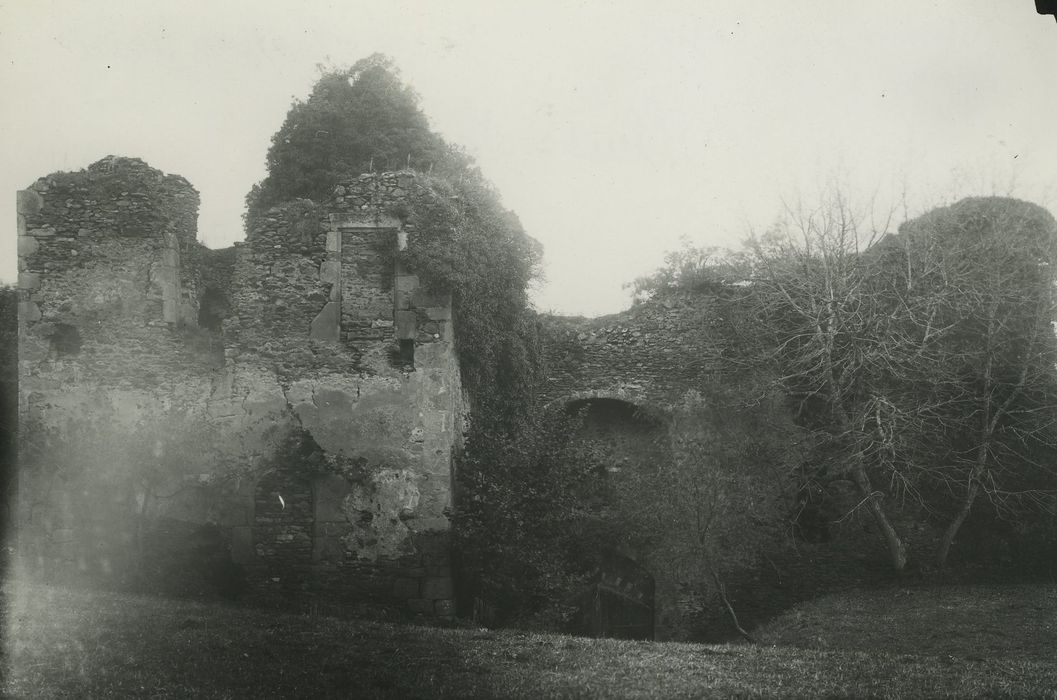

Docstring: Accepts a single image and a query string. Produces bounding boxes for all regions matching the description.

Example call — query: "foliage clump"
[246,54,474,226]
[636,193,1057,577]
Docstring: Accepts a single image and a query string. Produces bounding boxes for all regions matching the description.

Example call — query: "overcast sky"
[3,1,1056,316]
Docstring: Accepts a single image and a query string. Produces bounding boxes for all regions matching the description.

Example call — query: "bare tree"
[746,190,911,570]
[615,378,802,639]
[880,198,1057,567]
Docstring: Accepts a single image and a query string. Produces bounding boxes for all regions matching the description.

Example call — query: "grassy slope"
[4,582,1056,699]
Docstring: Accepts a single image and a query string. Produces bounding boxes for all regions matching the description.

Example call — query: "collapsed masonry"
[17,157,462,617]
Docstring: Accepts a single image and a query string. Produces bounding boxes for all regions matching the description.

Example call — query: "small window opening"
[197,287,229,332]
[49,323,82,356]
[399,339,415,369]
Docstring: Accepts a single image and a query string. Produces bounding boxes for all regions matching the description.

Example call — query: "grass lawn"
[4,580,1056,698]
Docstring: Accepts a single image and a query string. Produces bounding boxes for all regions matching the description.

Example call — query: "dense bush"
[636,195,1057,577]
[246,54,474,227]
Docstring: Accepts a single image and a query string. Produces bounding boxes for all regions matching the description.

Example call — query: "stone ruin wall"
[538,294,938,641]
[537,292,736,409]
[537,295,742,641]
[16,157,462,618]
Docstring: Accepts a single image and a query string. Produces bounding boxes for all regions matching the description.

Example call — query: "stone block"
[395,274,419,293]
[163,298,178,323]
[421,576,453,600]
[17,235,40,257]
[17,272,40,290]
[18,301,41,323]
[319,260,341,284]
[395,310,417,340]
[310,302,341,341]
[17,215,27,237]
[407,598,433,614]
[393,577,420,599]
[435,599,454,617]
[326,231,341,253]
[423,306,451,321]
[17,189,43,216]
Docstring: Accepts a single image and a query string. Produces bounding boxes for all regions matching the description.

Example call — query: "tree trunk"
[710,570,755,644]
[935,480,978,568]
[851,465,907,571]
[935,443,988,568]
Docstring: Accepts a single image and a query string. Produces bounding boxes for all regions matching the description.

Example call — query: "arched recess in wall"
[563,396,671,641]
[251,469,314,599]
[564,396,669,483]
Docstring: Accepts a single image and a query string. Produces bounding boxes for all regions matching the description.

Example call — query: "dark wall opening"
[197,287,230,332]
[579,552,656,640]
[564,398,669,640]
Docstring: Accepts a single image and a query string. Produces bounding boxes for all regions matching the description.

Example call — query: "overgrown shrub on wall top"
[246,53,475,228]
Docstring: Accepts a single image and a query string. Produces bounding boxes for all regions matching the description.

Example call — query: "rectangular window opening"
[399,339,415,369]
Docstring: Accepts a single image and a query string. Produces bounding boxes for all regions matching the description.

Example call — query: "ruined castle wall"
[14,157,238,592]
[229,172,461,617]
[539,292,760,641]
[538,292,735,408]
[18,161,462,617]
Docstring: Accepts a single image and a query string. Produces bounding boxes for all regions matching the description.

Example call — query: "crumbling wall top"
[20,156,199,254]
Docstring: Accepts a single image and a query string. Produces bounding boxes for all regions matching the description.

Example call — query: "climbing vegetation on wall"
[451,407,620,628]
[245,55,563,621]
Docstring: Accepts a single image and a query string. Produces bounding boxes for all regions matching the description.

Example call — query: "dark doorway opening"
[579,552,655,640]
